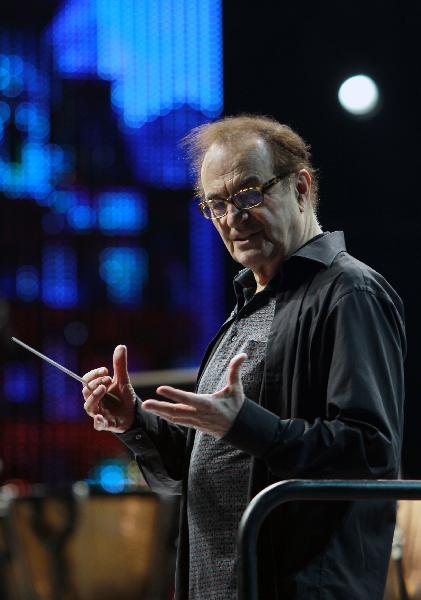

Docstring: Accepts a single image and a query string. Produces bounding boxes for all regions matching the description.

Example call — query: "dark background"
[223,0,420,475]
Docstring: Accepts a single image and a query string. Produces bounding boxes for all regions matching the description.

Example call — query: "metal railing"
[237,479,421,600]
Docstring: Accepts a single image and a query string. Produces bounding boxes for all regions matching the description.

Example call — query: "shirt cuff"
[115,397,150,451]
[222,397,280,458]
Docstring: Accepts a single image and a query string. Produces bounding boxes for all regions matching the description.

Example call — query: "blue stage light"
[15,102,50,139]
[98,463,126,494]
[189,200,225,358]
[0,56,11,91]
[42,340,81,420]
[67,204,95,230]
[0,273,14,298]
[49,0,98,76]
[42,245,78,308]
[16,266,39,302]
[0,54,25,97]
[0,100,11,123]
[4,362,38,403]
[97,191,147,234]
[99,246,148,305]
[0,38,71,201]
[50,190,77,213]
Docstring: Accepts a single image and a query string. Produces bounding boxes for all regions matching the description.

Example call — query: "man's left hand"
[142,353,247,438]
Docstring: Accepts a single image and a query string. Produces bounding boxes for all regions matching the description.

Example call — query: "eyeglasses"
[197,174,291,220]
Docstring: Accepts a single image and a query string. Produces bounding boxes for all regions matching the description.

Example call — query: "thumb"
[94,414,108,431]
[113,344,130,384]
[226,353,247,388]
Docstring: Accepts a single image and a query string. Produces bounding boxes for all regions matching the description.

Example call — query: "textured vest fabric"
[187,296,276,599]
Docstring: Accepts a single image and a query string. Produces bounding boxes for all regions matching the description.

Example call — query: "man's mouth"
[231,231,260,242]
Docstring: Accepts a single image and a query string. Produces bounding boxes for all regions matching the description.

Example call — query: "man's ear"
[295,169,312,211]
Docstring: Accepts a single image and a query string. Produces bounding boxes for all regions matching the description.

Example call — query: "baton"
[11,336,121,408]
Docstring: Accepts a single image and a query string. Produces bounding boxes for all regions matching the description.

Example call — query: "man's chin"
[233,248,265,269]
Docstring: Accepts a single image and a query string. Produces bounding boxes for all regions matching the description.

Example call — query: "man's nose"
[225,203,249,227]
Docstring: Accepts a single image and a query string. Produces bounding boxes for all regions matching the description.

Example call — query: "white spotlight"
[338,75,380,116]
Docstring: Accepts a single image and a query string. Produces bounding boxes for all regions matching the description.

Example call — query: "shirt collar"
[287,231,346,268]
[233,231,346,299]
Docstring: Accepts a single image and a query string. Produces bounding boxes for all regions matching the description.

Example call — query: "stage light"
[0,54,25,97]
[97,191,148,234]
[4,362,38,402]
[67,204,95,231]
[189,200,225,358]
[0,100,11,123]
[42,245,78,308]
[15,102,50,139]
[42,340,81,420]
[338,75,380,116]
[16,266,39,301]
[97,462,126,494]
[99,246,148,304]
[50,190,80,213]
[0,273,14,298]
[0,43,71,201]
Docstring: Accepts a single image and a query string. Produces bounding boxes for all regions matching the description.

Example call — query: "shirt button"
[135,434,142,440]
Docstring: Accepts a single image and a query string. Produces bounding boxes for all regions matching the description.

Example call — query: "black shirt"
[119,231,406,599]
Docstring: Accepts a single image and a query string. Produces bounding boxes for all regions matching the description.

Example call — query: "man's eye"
[209,199,226,212]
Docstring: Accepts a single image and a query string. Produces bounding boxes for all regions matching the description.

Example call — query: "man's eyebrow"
[205,176,261,201]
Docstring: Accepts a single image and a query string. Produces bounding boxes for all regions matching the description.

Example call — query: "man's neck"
[253,224,323,291]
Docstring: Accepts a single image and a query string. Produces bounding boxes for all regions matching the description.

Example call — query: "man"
[82,115,406,599]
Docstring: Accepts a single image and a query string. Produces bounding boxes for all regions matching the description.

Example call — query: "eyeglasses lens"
[235,190,263,210]
[201,189,263,219]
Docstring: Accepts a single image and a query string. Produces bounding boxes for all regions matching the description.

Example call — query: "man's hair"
[182,114,319,208]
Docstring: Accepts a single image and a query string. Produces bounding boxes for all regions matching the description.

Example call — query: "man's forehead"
[201,137,273,190]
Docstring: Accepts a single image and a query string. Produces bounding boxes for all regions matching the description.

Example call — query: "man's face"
[200,138,309,277]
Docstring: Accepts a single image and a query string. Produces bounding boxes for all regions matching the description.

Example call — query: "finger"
[82,376,113,400]
[143,410,197,428]
[142,399,197,418]
[113,345,130,385]
[82,367,109,388]
[94,414,109,431]
[226,352,248,387]
[155,386,204,407]
[84,383,108,415]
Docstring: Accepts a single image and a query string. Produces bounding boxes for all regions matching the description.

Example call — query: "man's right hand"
[82,345,137,434]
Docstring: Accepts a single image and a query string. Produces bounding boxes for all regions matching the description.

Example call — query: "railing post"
[237,479,421,600]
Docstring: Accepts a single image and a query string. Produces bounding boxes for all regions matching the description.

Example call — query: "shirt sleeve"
[223,289,406,479]
[116,396,189,495]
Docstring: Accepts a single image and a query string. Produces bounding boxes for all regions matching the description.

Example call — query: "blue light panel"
[42,340,81,420]
[0,273,15,299]
[16,265,39,302]
[189,201,225,357]
[0,0,224,373]
[0,35,70,201]
[49,189,88,214]
[55,189,95,231]
[99,246,148,305]
[48,0,223,187]
[4,362,38,403]
[97,190,148,234]
[67,204,95,231]
[46,188,147,234]
[42,244,78,308]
